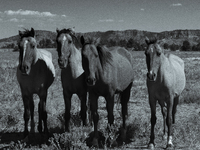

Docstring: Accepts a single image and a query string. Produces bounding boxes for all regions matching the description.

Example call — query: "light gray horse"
[17,28,55,138]
[145,37,186,149]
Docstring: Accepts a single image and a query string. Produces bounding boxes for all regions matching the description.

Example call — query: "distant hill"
[0,29,200,50]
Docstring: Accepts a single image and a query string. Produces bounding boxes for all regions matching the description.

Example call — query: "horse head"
[80,36,102,86]
[145,37,163,81]
[18,28,37,75]
[56,27,77,69]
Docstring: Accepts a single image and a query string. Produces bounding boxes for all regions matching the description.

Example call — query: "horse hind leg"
[172,96,179,124]
[119,82,133,143]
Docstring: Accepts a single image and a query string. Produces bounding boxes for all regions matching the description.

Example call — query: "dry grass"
[0,49,200,149]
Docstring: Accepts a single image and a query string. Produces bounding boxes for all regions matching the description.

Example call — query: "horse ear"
[56,28,60,33]
[145,37,150,45]
[30,28,35,37]
[94,37,101,46]
[80,36,85,45]
[19,30,23,37]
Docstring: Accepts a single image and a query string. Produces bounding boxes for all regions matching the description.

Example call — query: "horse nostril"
[86,77,96,85]
[24,65,29,72]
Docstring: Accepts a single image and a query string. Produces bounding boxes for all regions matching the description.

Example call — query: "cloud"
[171,3,182,7]
[62,15,66,17]
[141,8,145,11]
[10,18,19,22]
[118,20,124,22]
[4,9,56,17]
[98,19,114,22]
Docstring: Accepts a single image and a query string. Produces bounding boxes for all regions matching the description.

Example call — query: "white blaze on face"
[151,48,153,53]
[62,35,66,45]
[23,40,28,61]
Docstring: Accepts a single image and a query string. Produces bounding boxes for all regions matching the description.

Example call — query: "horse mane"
[145,37,157,45]
[19,28,35,39]
[56,28,74,38]
[96,45,113,68]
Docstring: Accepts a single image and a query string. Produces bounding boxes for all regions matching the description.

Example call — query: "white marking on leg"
[168,135,173,146]
[23,40,28,61]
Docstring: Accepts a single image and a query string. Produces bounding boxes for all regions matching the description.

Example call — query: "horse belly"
[115,58,134,91]
[61,71,86,93]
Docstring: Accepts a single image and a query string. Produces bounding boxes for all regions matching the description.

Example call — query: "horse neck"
[157,53,169,81]
[68,45,84,77]
[95,57,110,83]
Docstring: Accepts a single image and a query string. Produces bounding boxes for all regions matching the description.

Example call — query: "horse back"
[107,47,134,91]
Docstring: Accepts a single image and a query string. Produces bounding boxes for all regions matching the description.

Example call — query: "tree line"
[2,37,200,52]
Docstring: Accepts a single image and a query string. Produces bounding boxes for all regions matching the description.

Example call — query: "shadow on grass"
[85,123,143,149]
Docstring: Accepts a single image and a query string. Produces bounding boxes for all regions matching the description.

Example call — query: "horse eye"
[32,44,35,48]
[157,51,161,56]
[68,40,72,44]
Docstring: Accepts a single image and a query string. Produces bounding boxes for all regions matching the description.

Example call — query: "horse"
[56,28,90,132]
[17,28,55,138]
[80,36,134,147]
[145,37,186,149]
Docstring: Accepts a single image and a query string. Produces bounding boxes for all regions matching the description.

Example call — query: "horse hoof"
[148,143,155,149]
[166,143,174,149]
[91,138,99,148]
[162,134,167,140]
[37,125,42,133]
[119,128,127,142]
[23,135,29,143]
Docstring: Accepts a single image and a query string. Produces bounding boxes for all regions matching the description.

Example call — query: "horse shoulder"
[38,49,55,77]
[38,49,53,61]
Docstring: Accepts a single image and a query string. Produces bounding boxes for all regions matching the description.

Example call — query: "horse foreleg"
[166,96,174,148]
[148,97,157,149]
[63,91,72,132]
[39,91,48,134]
[89,93,99,148]
[22,95,31,138]
[161,105,167,140]
[78,93,87,126]
[30,96,35,133]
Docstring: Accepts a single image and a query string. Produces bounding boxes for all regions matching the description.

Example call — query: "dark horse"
[56,28,90,132]
[80,36,134,147]
[17,28,55,138]
[145,37,186,149]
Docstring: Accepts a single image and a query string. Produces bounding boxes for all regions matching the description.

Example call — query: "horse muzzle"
[147,72,156,81]
[58,58,67,69]
[20,64,30,75]
[86,77,96,86]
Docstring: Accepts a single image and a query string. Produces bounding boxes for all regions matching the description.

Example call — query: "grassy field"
[0,49,200,149]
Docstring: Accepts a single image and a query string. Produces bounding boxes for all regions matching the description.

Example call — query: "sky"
[0,0,200,39]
